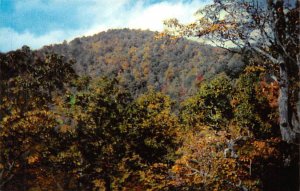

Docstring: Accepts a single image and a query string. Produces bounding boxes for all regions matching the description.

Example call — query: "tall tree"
[0,46,76,190]
[164,0,299,143]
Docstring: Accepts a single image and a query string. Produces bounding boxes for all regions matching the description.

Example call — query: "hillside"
[41,29,244,99]
[1,0,299,189]
[0,44,298,191]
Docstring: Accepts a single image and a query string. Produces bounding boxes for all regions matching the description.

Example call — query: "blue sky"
[0,0,210,52]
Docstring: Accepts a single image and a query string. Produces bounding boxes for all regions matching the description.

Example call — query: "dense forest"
[41,29,244,100]
[0,0,299,190]
[0,34,298,190]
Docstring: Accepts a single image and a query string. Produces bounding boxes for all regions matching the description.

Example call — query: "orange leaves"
[251,139,281,159]
[164,15,237,39]
[253,140,267,149]
[170,130,232,188]
[137,163,170,189]
[169,123,285,190]
[258,79,279,108]
[58,125,72,133]
[230,97,240,107]
[154,31,168,40]
[201,22,229,36]
[154,31,180,43]
[27,155,39,164]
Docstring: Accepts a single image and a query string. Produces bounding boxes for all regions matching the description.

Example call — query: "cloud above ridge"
[0,0,210,52]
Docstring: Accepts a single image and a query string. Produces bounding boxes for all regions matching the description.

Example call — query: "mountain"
[41,29,245,99]
[1,30,297,191]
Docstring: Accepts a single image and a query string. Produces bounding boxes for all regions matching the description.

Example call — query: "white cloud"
[127,1,206,31]
[0,0,210,52]
[0,28,68,52]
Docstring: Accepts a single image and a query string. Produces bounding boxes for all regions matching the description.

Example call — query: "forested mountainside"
[1,0,299,188]
[41,29,244,99]
[0,29,298,190]
[0,46,298,190]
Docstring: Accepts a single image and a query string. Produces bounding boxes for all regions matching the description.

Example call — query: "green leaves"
[126,91,180,164]
[232,69,276,138]
[180,74,233,129]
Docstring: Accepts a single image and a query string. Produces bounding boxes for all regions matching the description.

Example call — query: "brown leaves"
[259,79,279,108]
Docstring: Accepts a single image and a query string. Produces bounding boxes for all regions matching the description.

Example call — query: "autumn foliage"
[0,42,298,191]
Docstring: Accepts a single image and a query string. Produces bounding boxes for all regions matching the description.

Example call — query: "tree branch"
[251,46,281,64]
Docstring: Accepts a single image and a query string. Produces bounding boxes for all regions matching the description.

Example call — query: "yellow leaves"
[27,155,39,164]
[132,163,170,190]
[244,66,265,74]
[2,110,57,134]
[210,23,226,32]
[154,31,181,43]
[170,127,275,190]
[147,103,158,110]
[154,32,166,40]
[2,116,9,123]
[171,165,181,173]
[93,179,106,190]
[59,125,72,133]
[252,140,280,159]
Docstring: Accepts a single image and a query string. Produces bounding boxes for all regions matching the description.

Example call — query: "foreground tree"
[170,69,298,191]
[0,46,76,190]
[180,74,233,130]
[60,77,132,191]
[164,0,299,143]
[114,91,180,190]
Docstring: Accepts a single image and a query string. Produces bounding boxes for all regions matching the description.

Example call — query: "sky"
[0,0,211,52]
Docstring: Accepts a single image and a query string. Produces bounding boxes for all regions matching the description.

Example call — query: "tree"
[164,0,299,143]
[115,91,180,190]
[126,90,180,164]
[0,46,76,121]
[0,46,77,190]
[232,67,279,138]
[0,109,72,191]
[170,69,298,191]
[62,77,132,191]
[180,74,233,130]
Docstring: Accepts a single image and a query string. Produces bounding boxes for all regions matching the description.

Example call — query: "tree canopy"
[0,24,298,190]
[164,0,299,143]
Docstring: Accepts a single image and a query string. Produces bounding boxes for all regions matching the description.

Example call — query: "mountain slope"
[41,29,244,99]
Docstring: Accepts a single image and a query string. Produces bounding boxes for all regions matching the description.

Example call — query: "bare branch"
[251,46,281,64]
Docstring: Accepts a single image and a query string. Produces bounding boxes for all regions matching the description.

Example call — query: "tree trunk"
[104,176,112,191]
[278,62,295,143]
